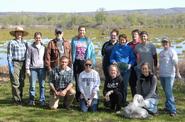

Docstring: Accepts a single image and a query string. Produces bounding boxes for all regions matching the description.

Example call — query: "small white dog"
[122,94,149,119]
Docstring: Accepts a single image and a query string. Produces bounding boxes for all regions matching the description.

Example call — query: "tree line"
[1,9,185,29]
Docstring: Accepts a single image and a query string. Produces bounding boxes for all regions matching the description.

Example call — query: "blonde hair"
[109,64,120,77]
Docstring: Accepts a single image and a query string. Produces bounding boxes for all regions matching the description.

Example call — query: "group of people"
[101,29,181,117]
[7,25,181,117]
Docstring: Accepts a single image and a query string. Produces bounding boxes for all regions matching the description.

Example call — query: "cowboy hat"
[9,26,29,37]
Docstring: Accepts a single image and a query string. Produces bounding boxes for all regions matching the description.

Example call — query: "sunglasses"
[85,64,92,66]
[56,31,62,35]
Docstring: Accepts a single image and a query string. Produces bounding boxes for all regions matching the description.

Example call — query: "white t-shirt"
[159,47,178,77]
[78,69,100,100]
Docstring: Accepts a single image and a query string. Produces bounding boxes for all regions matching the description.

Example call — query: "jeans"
[134,66,141,80]
[144,98,159,114]
[121,69,131,103]
[160,77,176,113]
[80,98,98,112]
[29,68,46,102]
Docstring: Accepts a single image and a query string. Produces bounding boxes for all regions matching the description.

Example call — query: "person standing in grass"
[134,31,157,79]
[110,34,136,105]
[78,59,100,112]
[26,32,46,106]
[7,26,28,105]
[101,29,119,81]
[159,37,181,117]
[128,29,141,97]
[49,56,75,110]
[45,25,72,72]
[71,25,96,101]
[103,64,125,113]
[137,62,159,115]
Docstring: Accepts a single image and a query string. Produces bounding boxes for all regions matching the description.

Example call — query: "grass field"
[1,27,185,122]
[0,76,185,122]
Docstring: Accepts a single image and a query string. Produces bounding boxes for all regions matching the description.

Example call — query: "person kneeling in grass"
[136,62,159,115]
[78,59,100,112]
[49,56,75,110]
[103,64,125,113]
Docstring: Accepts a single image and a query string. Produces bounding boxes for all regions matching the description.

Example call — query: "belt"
[12,59,24,62]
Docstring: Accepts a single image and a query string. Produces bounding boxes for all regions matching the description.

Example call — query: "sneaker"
[170,112,176,117]
[161,108,170,114]
[115,110,121,114]
[28,101,35,106]
[40,101,45,106]
[13,100,23,106]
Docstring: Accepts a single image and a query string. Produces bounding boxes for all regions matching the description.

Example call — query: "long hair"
[141,62,152,75]
[108,64,121,77]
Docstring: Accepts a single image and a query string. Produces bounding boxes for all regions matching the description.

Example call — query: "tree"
[95,8,107,25]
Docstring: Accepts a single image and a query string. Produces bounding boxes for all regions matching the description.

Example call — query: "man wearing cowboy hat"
[7,26,28,105]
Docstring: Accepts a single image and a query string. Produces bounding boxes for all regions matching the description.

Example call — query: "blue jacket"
[110,43,136,65]
[71,36,96,66]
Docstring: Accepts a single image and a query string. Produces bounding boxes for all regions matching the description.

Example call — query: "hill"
[1,7,185,16]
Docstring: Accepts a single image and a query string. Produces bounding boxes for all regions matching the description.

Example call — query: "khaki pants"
[49,88,75,109]
[10,61,25,102]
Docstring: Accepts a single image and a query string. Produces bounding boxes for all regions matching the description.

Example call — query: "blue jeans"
[80,98,98,112]
[29,68,46,102]
[160,77,176,113]
[144,98,159,114]
[121,69,131,103]
[134,66,141,80]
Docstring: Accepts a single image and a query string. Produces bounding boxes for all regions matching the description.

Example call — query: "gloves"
[176,72,182,80]
[8,62,14,75]
[105,90,113,101]
[113,62,117,65]
[128,64,131,70]
[26,70,31,76]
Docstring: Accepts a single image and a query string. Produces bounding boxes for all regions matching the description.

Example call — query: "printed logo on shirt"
[107,82,118,89]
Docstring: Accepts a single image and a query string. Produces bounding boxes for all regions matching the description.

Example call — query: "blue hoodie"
[110,43,136,65]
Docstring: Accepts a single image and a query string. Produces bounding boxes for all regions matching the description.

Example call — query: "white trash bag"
[122,94,149,119]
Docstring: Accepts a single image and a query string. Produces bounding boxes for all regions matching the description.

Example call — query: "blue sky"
[1,0,185,12]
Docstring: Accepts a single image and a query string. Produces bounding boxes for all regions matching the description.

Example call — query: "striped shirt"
[7,39,27,62]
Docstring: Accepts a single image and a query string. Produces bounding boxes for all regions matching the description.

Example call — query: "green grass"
[1,27,185,121]
[1,27,185,43]
[0,78,185,122]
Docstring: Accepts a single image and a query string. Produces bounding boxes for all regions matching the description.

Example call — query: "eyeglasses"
[85,64,92,66]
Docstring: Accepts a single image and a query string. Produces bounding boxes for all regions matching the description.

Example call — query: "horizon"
[1,7,185,14]
[1,0,185,13]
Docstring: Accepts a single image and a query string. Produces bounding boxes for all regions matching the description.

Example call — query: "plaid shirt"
[7,39,27,62]
[49,66,73,90]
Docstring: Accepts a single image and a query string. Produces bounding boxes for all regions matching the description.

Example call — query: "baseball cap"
[161,37,169,43]
[55,26,63,33]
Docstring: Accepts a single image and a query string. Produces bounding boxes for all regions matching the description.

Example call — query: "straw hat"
[9,26,29,37]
